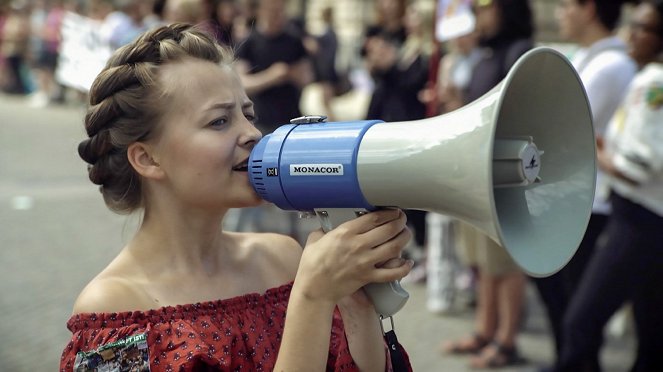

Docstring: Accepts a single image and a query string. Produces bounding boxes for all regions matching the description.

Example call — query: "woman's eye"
[208,118,228,128]
[245,113,257,123]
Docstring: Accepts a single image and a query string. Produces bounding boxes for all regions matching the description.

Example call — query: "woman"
[60,24,413,371]
[556,1,663,370]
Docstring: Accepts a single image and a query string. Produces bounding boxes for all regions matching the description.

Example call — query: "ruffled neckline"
[67,282,293,332]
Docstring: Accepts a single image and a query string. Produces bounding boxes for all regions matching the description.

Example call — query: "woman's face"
[151,58,263,210]
[627,3,662,66]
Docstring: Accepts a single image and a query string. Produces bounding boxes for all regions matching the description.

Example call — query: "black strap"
[384,329,408,371]
[380,315,408,371]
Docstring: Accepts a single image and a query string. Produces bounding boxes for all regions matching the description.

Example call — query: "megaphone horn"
[248,47,595,316]
[356,47,595,277]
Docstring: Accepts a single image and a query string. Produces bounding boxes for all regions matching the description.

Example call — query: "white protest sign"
[56,12,113,92]
[436,0,476,42]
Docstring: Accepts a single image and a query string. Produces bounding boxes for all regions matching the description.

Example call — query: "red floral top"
[60,282,411,371]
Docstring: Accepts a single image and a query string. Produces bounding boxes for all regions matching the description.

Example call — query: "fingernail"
[407,259,415,268]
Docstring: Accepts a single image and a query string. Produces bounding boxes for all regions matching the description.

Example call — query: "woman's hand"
[294,209,413,306]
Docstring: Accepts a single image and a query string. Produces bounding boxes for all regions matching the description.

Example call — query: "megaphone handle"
[314,208,410,317]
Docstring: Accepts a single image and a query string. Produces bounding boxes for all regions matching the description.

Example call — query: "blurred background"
[0,0,640,370]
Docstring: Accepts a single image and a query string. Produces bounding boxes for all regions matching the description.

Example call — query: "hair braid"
[78,23,232,213]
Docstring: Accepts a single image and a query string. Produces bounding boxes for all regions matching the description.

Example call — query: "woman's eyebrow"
[206,102,235,112]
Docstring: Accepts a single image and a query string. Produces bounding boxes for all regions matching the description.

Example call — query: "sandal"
[440,333,491,355]
[469,341,526,369]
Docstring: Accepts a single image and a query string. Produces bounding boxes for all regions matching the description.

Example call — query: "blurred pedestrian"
[163,0,206,25]
[421,11,481,315]
[362,0,407,58]
[532,0,637,365]
[441,0,535,368]
[205,0,237,46]
[235,0,312,134]
[59,23,413,371]
[29,0,66,107]
[364,1,431,272]
[553,1,663,370]
[304,6,339,121]
[100,0,151,50]
[1,0,31,95]
[436,29,481,114]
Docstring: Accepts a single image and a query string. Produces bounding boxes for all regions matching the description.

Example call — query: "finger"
[339,208,402,235]
[369,259,415,283]
[366,227,412,266]
[379,257,410,269]
[355,211,408,248]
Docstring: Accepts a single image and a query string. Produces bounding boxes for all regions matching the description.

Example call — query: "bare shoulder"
[232,232,303,282]
[72,274,152,315]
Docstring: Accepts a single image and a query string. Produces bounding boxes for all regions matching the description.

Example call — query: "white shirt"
[605,63,663,216]
[571,36,637,214]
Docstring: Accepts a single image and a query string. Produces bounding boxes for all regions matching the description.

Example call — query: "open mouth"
[232,159,249,172]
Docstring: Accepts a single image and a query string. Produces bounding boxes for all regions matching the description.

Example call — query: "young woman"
[60,23,413,372]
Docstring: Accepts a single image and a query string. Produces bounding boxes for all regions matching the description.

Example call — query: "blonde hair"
[78,23,234,213]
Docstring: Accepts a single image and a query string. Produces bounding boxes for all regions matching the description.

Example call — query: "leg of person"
[557,211,641,371]
[440,270,496,354]
[616,196,663,372]
[441,228,494,355]
[531,213,608,359]
[470,237,526,368]
[631,262,663,372]
[426,213,457,313]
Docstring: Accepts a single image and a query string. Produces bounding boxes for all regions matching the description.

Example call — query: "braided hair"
[78,23,234,213]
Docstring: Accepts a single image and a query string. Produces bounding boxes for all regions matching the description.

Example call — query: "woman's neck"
[130,206,230,275]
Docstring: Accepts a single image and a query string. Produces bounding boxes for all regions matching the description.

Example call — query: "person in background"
[441,0,534,368]
[533,0,636,366]
[206,0,237,47]
[362,0,407,58]
[59,23,414,371]
[142,0,166,29]
[421,22,482,314]
[365,0,431,256]
[232,0,258,43]
[303,6,339,121]
[0,4,8,92]
[100,0,150,50]
[30,0,66,107]
[435,29,481,114]
[234,0,312,134]
[1,0,30,95]
[163,0,207,25]
[554,1,663,370]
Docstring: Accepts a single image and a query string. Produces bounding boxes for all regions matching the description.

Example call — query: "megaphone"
[248,47,595,317]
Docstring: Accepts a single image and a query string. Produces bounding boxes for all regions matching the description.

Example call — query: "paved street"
[0,91,635,371]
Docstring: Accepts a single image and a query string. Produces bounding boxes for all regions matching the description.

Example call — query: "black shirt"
[236,28,308,133]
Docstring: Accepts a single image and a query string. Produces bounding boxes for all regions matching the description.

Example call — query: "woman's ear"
[127,142,164,180]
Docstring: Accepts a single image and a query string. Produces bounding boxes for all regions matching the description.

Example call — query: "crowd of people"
[2,0,661,371]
